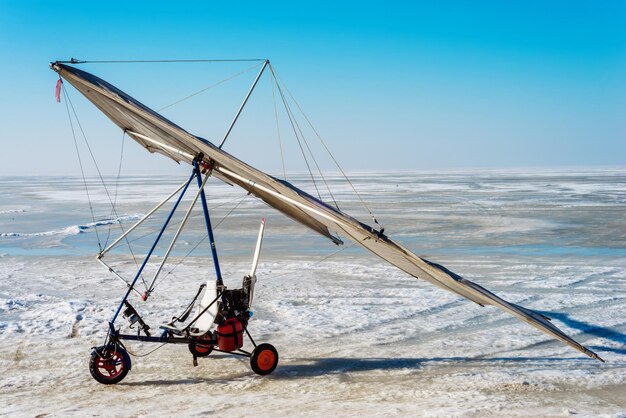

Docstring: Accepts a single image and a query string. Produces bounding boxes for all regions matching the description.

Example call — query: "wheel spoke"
[90,345,130,384]
[96,353,122,377]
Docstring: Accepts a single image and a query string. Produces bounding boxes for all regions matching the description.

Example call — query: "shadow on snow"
[121,355,606,386]
[538,310,626,355]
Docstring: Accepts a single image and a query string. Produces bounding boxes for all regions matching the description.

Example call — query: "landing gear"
[188,333,214,357]
[86,164,276,385]
[89,344,131,385]
[88,333,278,383]
[250,343,279,375]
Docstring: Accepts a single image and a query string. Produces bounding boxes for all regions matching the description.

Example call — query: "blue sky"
[0,1,624,176]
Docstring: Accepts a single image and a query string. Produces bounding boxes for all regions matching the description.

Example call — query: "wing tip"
[588,350,606,363]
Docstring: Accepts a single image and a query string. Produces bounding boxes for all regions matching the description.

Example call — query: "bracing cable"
[59,58,266,64]
[64,89,147,290]
[166,193,249,275]
[273,74,340,209]
[125,342,168,358]
[271,79,287,180]
[104,130,127,248]
[269,67,322,200]
[109,190,248,293]
[149,193,249,294]
[125,192,248,246]
[273,70,384,231]
[157,62,262,112]
[268,239,359,282]
[61,85,103,252]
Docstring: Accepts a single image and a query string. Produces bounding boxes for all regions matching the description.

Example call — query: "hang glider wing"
[52,62,603,361]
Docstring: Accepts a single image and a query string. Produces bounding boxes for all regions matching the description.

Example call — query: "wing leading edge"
[52,62,603,361]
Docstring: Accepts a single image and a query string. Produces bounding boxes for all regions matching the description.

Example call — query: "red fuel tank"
[216,318,243,351]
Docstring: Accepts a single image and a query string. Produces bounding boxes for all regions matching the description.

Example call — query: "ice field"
[1,169,625,416]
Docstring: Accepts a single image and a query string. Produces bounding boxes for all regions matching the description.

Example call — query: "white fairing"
[189,280,219,336]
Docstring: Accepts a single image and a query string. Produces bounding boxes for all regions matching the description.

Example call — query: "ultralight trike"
[89,159,278,384]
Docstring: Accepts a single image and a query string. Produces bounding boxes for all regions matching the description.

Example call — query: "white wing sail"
[52,62,603,361]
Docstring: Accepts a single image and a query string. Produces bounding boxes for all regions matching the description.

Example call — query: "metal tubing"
[212,349,251,358]
[243,326,257,348]
[100,179,190,256]
[97,258,143,298]
[117,334,191,344]
[111,170,196,325]
[126,130,195,161]
[218,60,269,149]
[215,165,350,230]
[194,160,223,285]
[146,172,211,293]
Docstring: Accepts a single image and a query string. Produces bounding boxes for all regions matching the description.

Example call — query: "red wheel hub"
[95,351,124,377]
[256,349,276,371]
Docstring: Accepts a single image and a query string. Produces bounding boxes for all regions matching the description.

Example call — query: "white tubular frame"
[99,179,190,256]
[218,60,269,149]
[97,257,143,298]
[146,171,211,292]
[126,130,195,161]
[215,166,351,230]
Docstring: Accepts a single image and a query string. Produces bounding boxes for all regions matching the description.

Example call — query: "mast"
[218,59,269,149]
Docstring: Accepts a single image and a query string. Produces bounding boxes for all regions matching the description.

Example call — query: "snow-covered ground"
[1,170,625,416]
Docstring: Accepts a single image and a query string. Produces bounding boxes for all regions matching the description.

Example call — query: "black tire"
[188,334,214,358]
[250,343,278,376]
[89,344,131,385]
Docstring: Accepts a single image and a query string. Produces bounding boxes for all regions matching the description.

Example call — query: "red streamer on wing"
[55,78,63,102]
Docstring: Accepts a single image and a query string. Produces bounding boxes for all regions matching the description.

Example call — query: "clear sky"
[0,1,624,176]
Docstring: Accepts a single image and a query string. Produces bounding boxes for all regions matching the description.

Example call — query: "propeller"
[243,218,265,309]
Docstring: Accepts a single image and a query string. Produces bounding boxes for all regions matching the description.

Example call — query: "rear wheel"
[250,343,278,375]
[188,333,214,357]
[89,344,131,385]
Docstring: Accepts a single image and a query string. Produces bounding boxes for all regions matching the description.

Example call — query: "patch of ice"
[0,214,142,238]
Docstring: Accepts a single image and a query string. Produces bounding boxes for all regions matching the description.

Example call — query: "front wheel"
[89,344,131,385]
[250,343,278,375]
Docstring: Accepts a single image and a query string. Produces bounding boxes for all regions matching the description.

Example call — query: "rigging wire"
[272,71,339,209]
[60,58,266,64]
[61,84,103,252]
[104,130,127,248]
[124,192,248,246]
[269,66,339,209]
[125,342,168,358]
[157,62,262,112]
[267,239,359,282]
[273,70,384,230]
[63,89,147,290]
[268,67,322,200]
[104,191,249,292]
[150,193,250,293]
[270,78,287,180]
[166,194,249,275]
